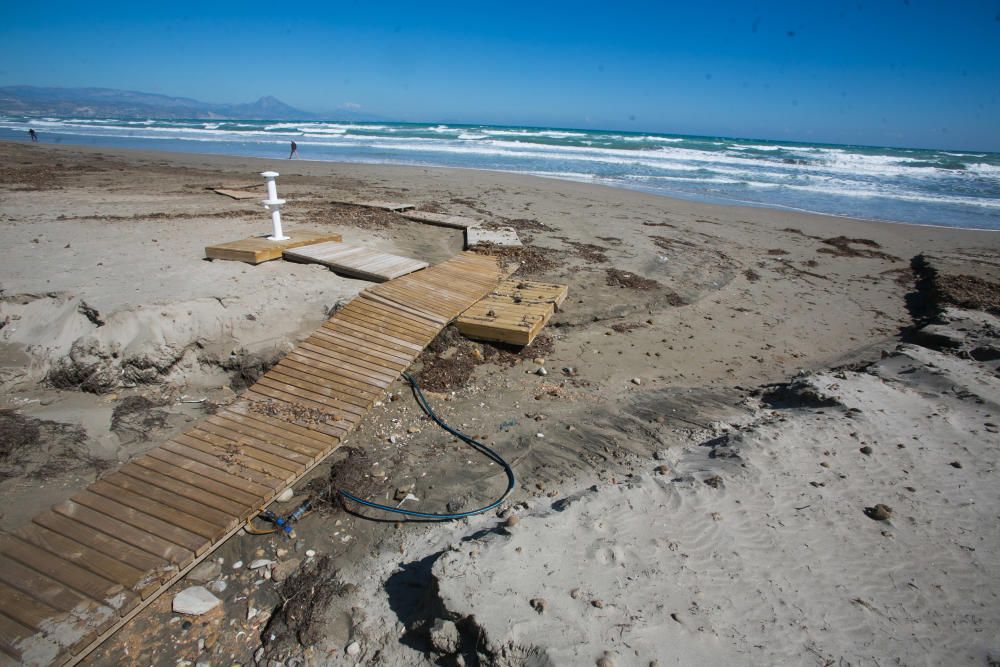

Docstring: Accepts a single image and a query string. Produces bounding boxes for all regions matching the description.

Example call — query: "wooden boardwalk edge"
[0,251,502,667]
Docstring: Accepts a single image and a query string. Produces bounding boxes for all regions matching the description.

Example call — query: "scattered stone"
[530,597,548,613]
[631,377,642,385]
[407,425,420,433]
[208,579,227,594]
[249,559,274,570]
[860,446,873,455]
[505,515,520,528]
[305,549,316,558]
[905,486,917,492]
[533,357,546,365]
[654,465,670,475]
[597,655,616,667]
[570,588,582,599]
[172,586,221,616]
[275,488,295,502]
[346,641,361,657]
[703,475,722,488]
[271,558,301,583]
[536,367,548,376]
[653,449,670,461]
[949,461,963,468]
[232,560,244,570]
[591,599,604,608]
[429,619,460,654]
[864,504,893,521]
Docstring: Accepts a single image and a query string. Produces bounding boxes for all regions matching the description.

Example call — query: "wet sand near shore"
[1,141,998,665]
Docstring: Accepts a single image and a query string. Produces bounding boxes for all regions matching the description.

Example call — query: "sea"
[2,115,999,231]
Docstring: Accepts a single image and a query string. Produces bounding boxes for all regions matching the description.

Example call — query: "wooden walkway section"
[0,252,502,667]
[465,226,522,248]
[204,230,342,264]
[456,279,568,346]
[334,200,415,212]
[212,188,261,200]
[400,210,482,230]
[283,241,429,282]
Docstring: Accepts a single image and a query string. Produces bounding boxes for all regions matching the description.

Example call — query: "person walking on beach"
[288,140,298,159]
[28,129,38,142]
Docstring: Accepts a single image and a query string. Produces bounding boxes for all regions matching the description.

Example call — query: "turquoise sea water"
[2,116,998,230]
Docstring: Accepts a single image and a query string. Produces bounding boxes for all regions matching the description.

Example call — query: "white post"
[260,171,289,241]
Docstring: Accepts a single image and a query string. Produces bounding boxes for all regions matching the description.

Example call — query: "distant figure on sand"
[28,129,38,142]
[288,141,298,159]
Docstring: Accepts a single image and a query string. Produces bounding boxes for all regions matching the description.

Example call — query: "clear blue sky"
[2,1,998,150]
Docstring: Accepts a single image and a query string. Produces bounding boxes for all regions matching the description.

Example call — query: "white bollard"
[260,171,289,241]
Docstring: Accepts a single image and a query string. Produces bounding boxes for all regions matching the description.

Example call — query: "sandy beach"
[2,140,999,666]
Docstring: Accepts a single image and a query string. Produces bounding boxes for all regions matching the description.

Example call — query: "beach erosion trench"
[0,251,503,667]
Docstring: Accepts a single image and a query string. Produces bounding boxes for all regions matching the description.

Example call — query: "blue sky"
[2,1,998,150]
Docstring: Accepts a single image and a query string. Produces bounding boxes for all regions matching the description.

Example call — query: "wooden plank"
[324,317,425,352]
[29,512,170,589]
[336,200,414,212]
[0,557,116,636]
[270,365,375,407]
[296,341,398,385]
[53,499,196,566]
[359,292,447,326]
[400,210,483,229]
[89,476,228,540]
[15,523,160,601]
[186,423,316,466]
[160,440,289,488]
[207,412,331,456]
[0,612,37,665]
[284,241,428,282]
[205,230,343,264]
[0,581,90,656]
[145,448,273,501]
[131,457,262,508]
[100,471,240,534]
[0,536,136,615]
[117,463,252,520]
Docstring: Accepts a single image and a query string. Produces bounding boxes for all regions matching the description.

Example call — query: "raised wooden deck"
[456,279,568,346]
[283,241,429,282]
[0,252,502,667]
[204,230,343,264]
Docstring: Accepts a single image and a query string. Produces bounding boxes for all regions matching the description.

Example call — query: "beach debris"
[306,549,316,558]
[860,446,873,455]
[703,475,723,488]
[949,461,963,468]
[346,641,361,657]
[864,504,893,521]
[530,597,548,613]
[591,599,605,608]
[655,464,670,475]
[249,559,273,570]
[631,377,642,385]
[570,588,582,599]
[429,619,460,654]
[275,488,295,502]
[505,514,520,528]
[172,586,221,616]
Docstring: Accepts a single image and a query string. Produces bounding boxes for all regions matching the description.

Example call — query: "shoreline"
[5,138,1000,239]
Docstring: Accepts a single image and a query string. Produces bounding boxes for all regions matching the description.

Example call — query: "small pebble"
[591,599,604,608]
[631,377,642,385]
[949,461,963,468]
[860,446,873,455]
[536,367,548,376]
[505,515,520,528]
[231,560,243,570]
[570,588,581,599]
[530,597,548,613]
[346,641,361,657]
[305,549,316,558]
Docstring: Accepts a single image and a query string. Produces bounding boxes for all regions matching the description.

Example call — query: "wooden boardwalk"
[283,241,429,282]
[0,252,502,667]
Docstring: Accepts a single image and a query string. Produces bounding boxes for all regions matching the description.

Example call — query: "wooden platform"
[456,280,568,346]
[283,241,429,282]
[0,252,502,667]
[465,226,522,248]
[335,200,415,212]
[204,230,342,264]
[400,210,482,230]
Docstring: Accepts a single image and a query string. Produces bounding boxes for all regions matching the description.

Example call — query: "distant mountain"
[0,86,324,120]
